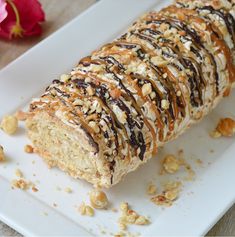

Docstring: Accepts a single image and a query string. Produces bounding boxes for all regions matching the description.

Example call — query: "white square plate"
[0,0,235,236]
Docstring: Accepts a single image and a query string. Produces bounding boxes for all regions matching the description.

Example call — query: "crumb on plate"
[118,202,150,229]
[89,189,109,209]
[24,144,34,153]
[0,145,5,162]
[151,181,181,207]
[211,118,235,137]
[64,187,73,193]
[0,115,18,135]
[15,168,23,178]
[11,179,29,190]
[78,202,94,216]
[162,154,180,174]
[147,183,157,195]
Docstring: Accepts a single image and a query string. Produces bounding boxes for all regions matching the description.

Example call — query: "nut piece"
[142,83,152,97]
[110,88,122,99]
[164,189,179,201]
[151,56,168,67]
[88,121,100,134]
[64,187,72,193]
[215,118,235,137]
[147,183,157,195]
[15,110,29,121]
[0,145,5,162]
[0,115,18,135]
[24,145,34,153]
[162,154,179,174]
[161,99,170,110]
[79,202,94,216]
[118,202,150,228]
[89,189,109,209]
[15,169,23,178]
[11,179,29,190]
[60,74,70,82]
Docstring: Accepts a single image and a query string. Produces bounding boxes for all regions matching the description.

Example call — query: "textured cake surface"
[26,0,235,188]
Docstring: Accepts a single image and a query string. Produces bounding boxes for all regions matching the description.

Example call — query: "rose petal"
[0,0,8,23]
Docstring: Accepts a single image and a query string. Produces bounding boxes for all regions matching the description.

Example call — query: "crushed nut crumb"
[32,186,38,192]
[15,110,29,121]
[64,187,72,193]
[151,181,181,207]
[118,202,149,230]
[89,189,109,209]
[0,145,5,162]
[24,144,34,153]
[11,179,29,190]
[0,115,18,135]
[15,169,23,178]
[147,183,157,195]
[142,83,152,96]
[212,118,235,137]
[79,202,94,216]
[162,154,180,174]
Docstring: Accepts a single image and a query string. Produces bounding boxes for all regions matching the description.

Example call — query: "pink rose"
[0,0,45,39]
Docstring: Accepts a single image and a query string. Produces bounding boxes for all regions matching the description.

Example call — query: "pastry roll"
[26,0,235,188]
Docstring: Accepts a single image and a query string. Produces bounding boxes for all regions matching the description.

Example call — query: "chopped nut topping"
[24,144,34,153]
[89,189,109,209]
[60,74,70,82]
[147,183,157,195]
[86,85,95,96]
[176,91,182,97]
[110,88,122,99]
[15,169,23,178]
[142,83,152,96]
[212,118,235,137]
[79,202,94,216]
[161,99,170,110]
[151,56,168,67]
[73,99,84,106]
[15,110,29,121]
[0,145,5,162]
[162,154,180,174]
[0,115,18,135]
[88,121,100,134]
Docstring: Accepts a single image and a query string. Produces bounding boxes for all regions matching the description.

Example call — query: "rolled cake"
[26,0,235,188]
